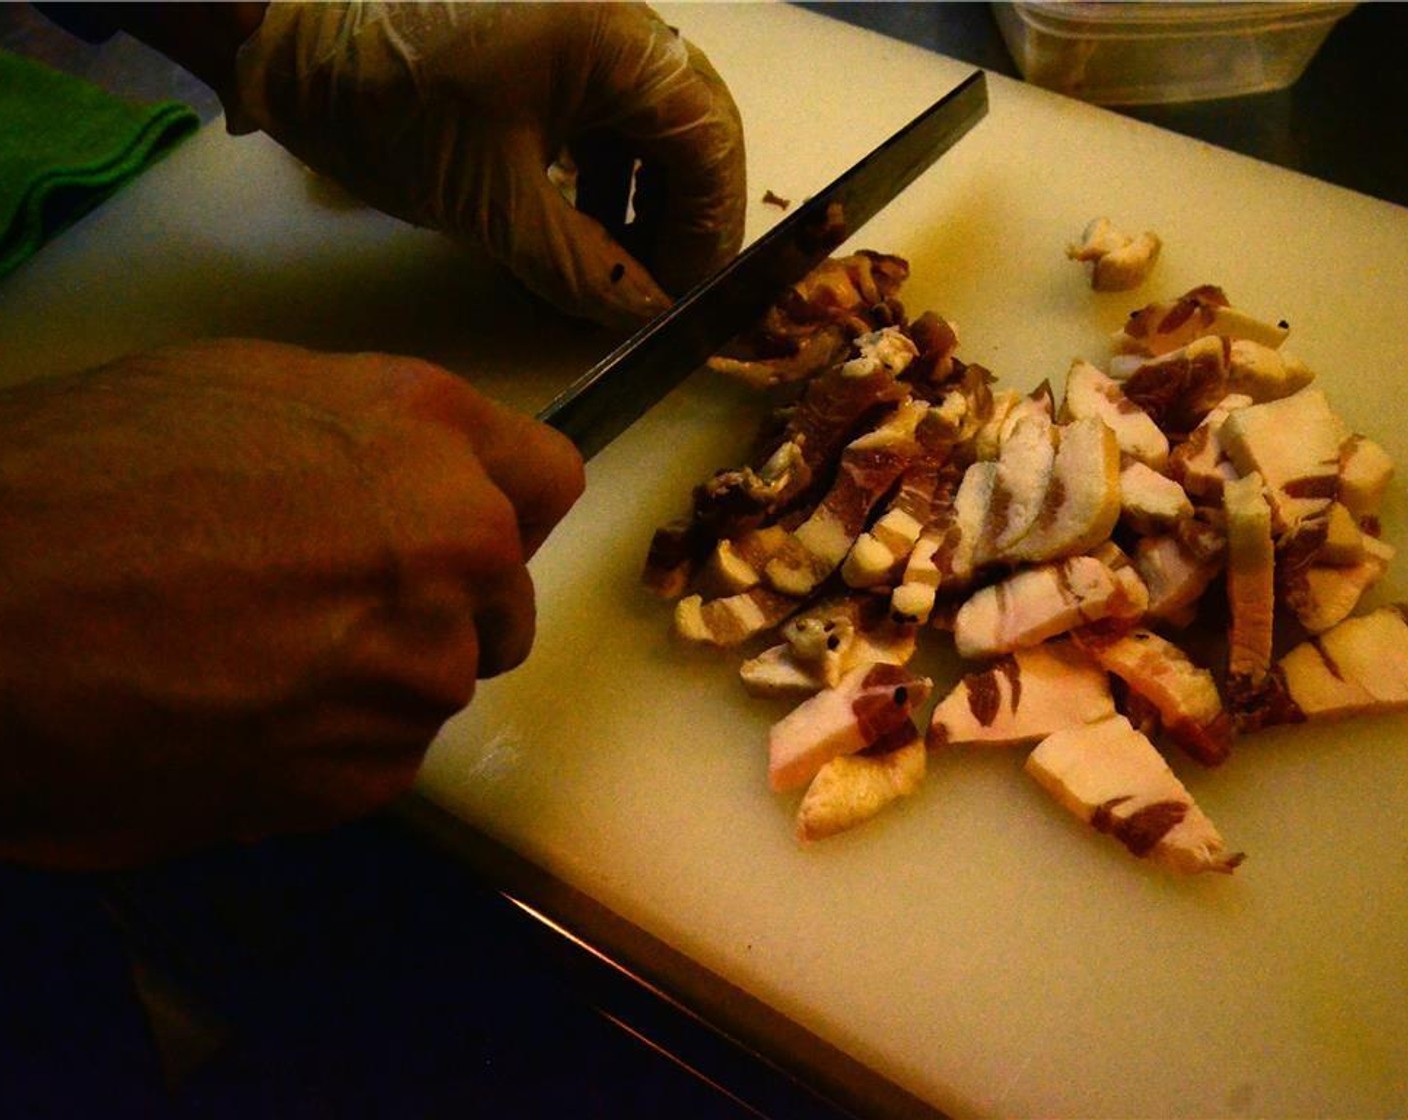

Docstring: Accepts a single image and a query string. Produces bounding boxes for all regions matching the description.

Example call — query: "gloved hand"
[0,340,583,869]
[229,1,748,327]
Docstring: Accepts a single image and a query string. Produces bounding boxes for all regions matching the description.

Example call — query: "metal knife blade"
[538,69,988,459]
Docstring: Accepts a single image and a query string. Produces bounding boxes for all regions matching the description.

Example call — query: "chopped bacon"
[674,586,801,648]
[768,662,932,792]
[1026,715,1244,874]
[765,399,930,597]
[1074,627,1233,766]
[644,255,1400,860]
[707,251,911,386]
[1120,336,1230,438]
[928,641,1114,748]
[740,596,917,697]
[1223,472,1276,700]
[795,721,926,842]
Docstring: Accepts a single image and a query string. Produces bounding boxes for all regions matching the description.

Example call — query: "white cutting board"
[2,5,1405,1117]
[426,8,1408,1119]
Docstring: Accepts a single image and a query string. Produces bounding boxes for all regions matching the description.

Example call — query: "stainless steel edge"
[538,70,988,459]
[394,792,950,1120]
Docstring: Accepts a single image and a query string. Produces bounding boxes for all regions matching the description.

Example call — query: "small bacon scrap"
[707,251,911,387]
[1066,217,1162,292]
[740,597,916,698]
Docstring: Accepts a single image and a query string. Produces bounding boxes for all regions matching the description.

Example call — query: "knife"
[538,69,989,460]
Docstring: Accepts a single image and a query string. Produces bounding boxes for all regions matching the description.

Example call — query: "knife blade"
[538,69,989,460]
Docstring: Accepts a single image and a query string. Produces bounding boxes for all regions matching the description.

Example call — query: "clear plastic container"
[993,2,1355,105]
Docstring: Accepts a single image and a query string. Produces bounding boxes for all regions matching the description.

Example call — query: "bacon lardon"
[1113,285,1288,358]
[767,662,932,793]
[1223,471,1277,700]
[740,597,917,698]
[1026,715,1244,875]
[1219,386,1349,538]
[707,251,911,388]
[1119,336,1230,438]
[674,586,800,648]
[1257,606,1408,726]
[795,722,926,842]
[765,399,930,597]
[1073,627,1233,767]
[927,642,1114,749]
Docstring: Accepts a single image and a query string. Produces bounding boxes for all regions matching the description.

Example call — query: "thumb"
[489,142,673,329]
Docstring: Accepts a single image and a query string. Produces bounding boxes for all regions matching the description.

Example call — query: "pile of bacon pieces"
[642,252,1407,874]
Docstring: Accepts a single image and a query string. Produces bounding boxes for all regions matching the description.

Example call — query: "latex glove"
[230,2,747,327]
[0,340,583,870]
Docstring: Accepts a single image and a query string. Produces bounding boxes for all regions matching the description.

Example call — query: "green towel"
[0,49,199,281]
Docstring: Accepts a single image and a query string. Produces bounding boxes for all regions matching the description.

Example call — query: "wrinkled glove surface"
[232,1,747,327]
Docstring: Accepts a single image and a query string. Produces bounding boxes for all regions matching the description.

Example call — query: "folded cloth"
[0,49,199,281]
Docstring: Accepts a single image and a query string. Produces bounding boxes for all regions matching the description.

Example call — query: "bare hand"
[0,339,583,869]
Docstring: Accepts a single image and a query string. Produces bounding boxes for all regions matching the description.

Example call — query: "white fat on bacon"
[971,388,1022,462]
[697,525,791,598]
[1074,627,1232,767]
[976,411,1059,565]
[1226,339,1314,402]
[953,554,1129,660]
[740,599,917,698]
[674,586,799,648]
[1066,218,1162,292]
[1337,434,1395,520]
[1004,417,1122,564]
[1315,502,1375,566]
[1113,285,1289,357]
[889,457,996,623]
[768,661,932,792]
[927,642,1114,748]
[1223,471,1276,696]
[1166,393,1252,504]
[1135,524,1226,627]
[1219,387,1348,537]
[1119,461,1194,535]
[1264,605,1408,724]
[764,398,930,597]
[1281,533,1394,635]
[795,723,926,843]
[1061,359,1169,470]
[843,453,964,591]
[840,326,919,381]
[1026,715,1244,874]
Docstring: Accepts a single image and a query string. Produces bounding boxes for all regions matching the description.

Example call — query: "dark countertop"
[3,4,1405,1118]
[803,2,1408,212]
